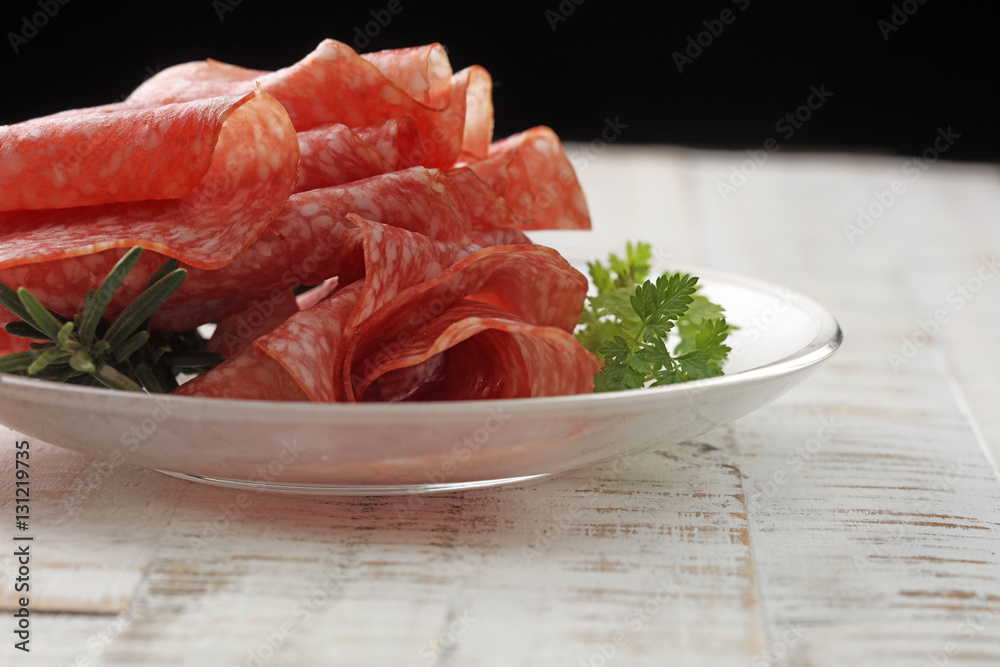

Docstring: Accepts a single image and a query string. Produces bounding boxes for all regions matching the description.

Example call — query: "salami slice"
[356,300,599,401]
[352,117,425,171]
[360,44,453,110]
[207,288,299,357]
[462,126,590,230]
[0,330,33,356]
[176,281,363,402]
[294,117,425,193]
[171,339,309,401]
[342,216,590,401]
[0,166,473,332]
[294,123,391,193]
[181,216,592,403]
[445,167,520,230]
[0,90,298,273]
[125,40,485,168]
[1,97,248,212]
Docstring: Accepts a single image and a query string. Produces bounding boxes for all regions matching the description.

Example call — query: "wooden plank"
[46,441,759,666]
[0,440,188,614]
[688,150,1000,666]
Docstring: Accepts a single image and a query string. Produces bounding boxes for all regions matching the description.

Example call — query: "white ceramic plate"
[0,264,841,495]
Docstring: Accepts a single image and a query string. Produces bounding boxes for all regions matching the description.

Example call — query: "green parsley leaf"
[576,242,734,392]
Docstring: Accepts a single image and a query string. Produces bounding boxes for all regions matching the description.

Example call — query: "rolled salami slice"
[182,217,591,403]
[342,216,590,401]
[355,300,600,401]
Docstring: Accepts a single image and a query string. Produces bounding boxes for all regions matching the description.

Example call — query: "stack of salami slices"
[0,40,600,401]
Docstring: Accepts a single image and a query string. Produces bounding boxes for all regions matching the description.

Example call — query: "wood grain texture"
[1,146,998,666]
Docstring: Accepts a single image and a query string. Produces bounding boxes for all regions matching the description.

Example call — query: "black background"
[2,0,997,162]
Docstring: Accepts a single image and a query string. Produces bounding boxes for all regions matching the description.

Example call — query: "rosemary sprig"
[0,247,223,393]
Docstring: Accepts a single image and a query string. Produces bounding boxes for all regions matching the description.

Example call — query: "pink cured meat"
[352,117,425,172]
[0,330,32,355]
[356,300,600,401]
[341,216,590,401]
[462,126,590,230]
[0,166,474,332]
[445,167,520,230]
[1,97,258,212]
[206,280,338,357]
[171,340,309,401]
[207,288,299,357]
[124,40,490,168]
[176,281,363,402]
[0,90,299,274]
[184,217,592,403]
[221,220,482,401]
[361,45,452,110]
[294,117,424,193]
[294,124,390,193]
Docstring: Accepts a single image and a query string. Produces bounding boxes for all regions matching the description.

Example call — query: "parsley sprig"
[576,242,732,392]
[0,247,222,392]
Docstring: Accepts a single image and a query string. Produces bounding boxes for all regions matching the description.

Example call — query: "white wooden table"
[2,145,999,666]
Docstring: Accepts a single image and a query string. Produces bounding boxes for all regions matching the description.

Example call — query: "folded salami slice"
[361,44,453,110]
[352,117,425,171]
[0,90,298,274]
[294,117,423,193]
[294,124,390,193]
[175,281,363,402]
[125,40,489,168]
[0,166,472,332]
[462,126,590,230]
[2,96,252,212]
